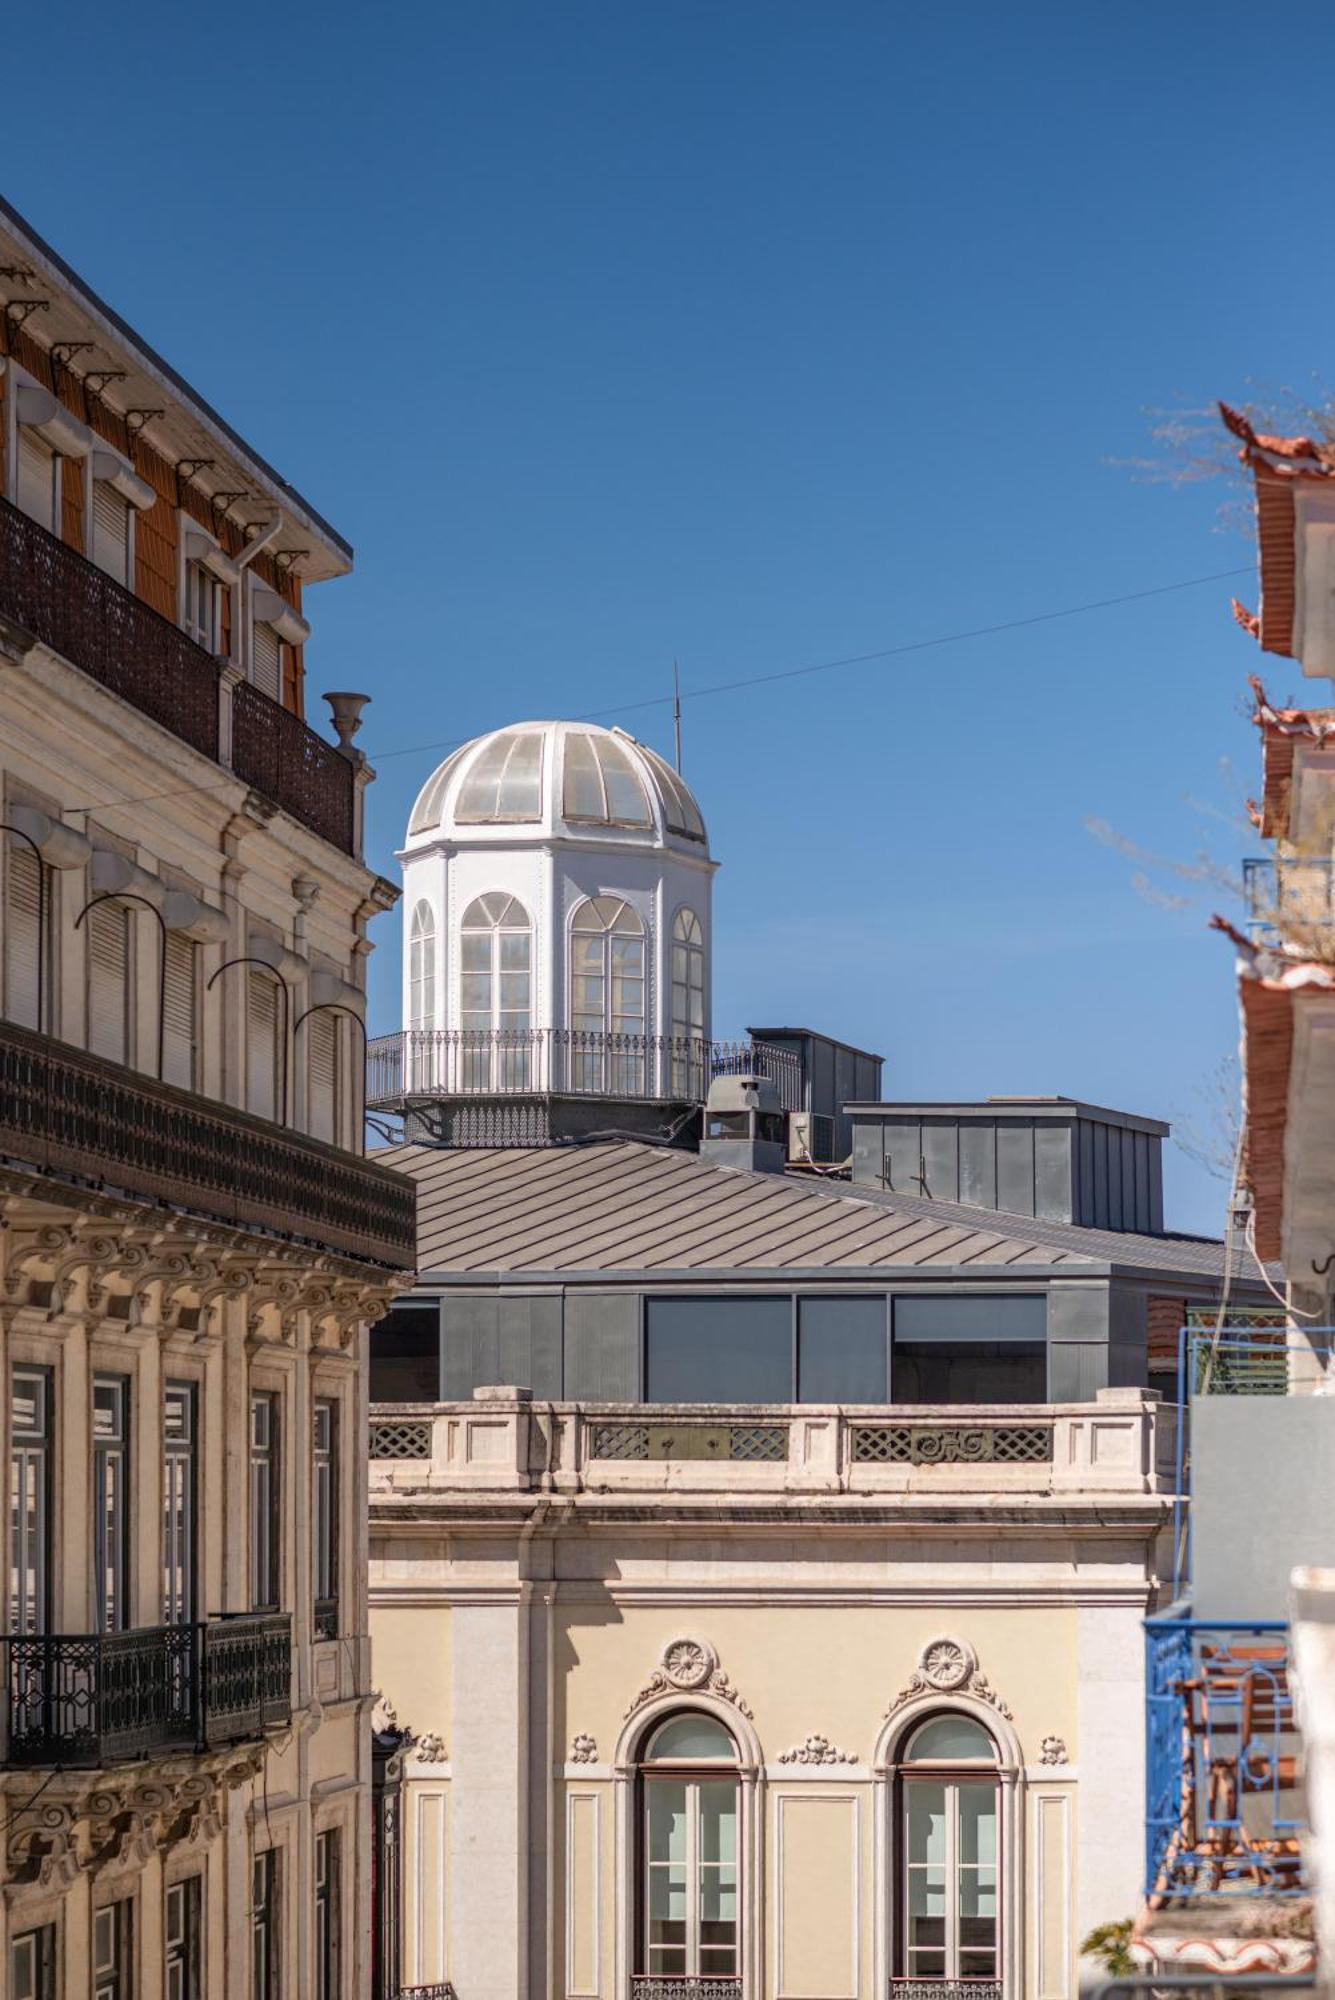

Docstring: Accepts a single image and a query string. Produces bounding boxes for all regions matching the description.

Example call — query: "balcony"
[631,1982,741,2000]
[0,1016,416,1268]
[0,494,355,854]
[369,1388,1162,1499]
[1144,1616,1303,1903]
[1242,854,1335,944]
[890,1984,1001,2000]
[366,1028,802,1111]
[3,1613,291,1768]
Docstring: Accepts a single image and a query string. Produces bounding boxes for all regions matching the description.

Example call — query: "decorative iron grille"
[1144,1616,1306,1900]
[631,1981,742,2000]
[851,1424,1052,1465]
[232,678,355,855]
[201,1613,292,1746]
[589,1423,787,1462]
[0,1017,415,1267]
[0,494,220,758]
[397,1988,459,1999]
[890,1982,1001,2000]
[370,1421,433,1461]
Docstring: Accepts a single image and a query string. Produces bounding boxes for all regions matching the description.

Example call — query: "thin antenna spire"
[673,659,682,773]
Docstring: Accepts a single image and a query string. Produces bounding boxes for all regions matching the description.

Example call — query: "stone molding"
[624,1636,753,1721]
[885,1635,1014,1721]
[777,1733,856,1765]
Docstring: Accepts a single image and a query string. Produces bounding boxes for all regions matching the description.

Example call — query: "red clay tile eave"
[1248,676,1335,838]
[1256,473,1298,657]
[1240,975,1294,1265]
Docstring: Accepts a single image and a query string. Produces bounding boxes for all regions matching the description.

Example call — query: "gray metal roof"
[371,1138,1241,1283]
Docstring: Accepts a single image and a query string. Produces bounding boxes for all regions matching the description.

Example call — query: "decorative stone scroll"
[885,1636,1014,1721]
[777,1733,856,1765]
[624,1636,753,1721]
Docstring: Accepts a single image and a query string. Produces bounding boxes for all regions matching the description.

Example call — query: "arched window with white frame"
[408,900,437,1029]
[670,907,705,1094]
[638,1711,740,1985]
[898,1713,1000,1992]
[569,895,645,1094]
[460,893,532,1087]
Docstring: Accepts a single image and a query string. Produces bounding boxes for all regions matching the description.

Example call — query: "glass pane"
[798,1296,888,1404]
[961,1949,999,1976]
[499,974,530,1010]
[573,935,604,971]
[960,1868,997,1919]
[644,1297,794,1402]
[600,747,651,824]
[907,1784,946,1865]
[699,1781,738,1864]
[647,1714,736,1761]
[909,1952,947,1979]
[563,734,606,818]
[612,938,644,971]
[699,1869,737,1923]
[647,1782,687,1864]
[959,1783,998,1863]
[700,1945,738,1975]
[648,1866,688,1920]
[460,934,490,971]
[499,932,530,970]
[908,1870,947,1917]
[907,1716,997,1763]
[460,974,491,1013]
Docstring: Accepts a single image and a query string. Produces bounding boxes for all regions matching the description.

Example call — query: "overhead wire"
[65,563,1254,823]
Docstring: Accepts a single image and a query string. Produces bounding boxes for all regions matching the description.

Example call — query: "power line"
[67,563,1253,822]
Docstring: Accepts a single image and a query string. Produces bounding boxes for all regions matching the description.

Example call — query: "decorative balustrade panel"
[0,494,220,757]
[590,1422,787,1462]
[367,1028,802,1110]
[1144,1617,1306,1900]
[370,1420,434,1460]
[202,1613,292,1746]
[851,1423,1052,1465]
[232,678,355,854]
[0,1018,415,1266]
[890,1982,1001,2000]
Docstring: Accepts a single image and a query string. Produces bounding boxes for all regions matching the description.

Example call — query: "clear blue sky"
[5,1,1323,1232]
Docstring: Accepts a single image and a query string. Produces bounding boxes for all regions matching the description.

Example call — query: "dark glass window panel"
[645,1297,792,1403]
[798,1297,888,1403]
[893,1294,1046,1343]
[370,1304,441,1402]
[893,1340,1046,1404]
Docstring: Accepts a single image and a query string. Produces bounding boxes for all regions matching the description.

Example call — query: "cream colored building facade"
[0,201,415,2000]
[370,1386,1167,2000]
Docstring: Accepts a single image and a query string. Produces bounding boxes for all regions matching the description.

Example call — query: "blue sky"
[5,0,1324,1232]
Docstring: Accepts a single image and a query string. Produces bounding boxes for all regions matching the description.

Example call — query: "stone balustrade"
[368,1385,1163,1497]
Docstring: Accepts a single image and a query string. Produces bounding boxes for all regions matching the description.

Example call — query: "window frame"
[165,1875,202,2000]
[895,1713,1001,1987]
[91,474,134,587]
[10,1922,57,2000]
[250,1390,281,1613]
[408,899,437,1031]
[252,1848,280,2000]
[313,1396,339,1639]
[163,1379,198,1627]
[315,1826,342,2000]
[635,1710,741,1982]
[92,1371,132,1633]
[3,831,54,1034]
[10,1362,54,1636]
[92,1897,134,2000]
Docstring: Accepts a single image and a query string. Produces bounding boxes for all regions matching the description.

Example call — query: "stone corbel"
[1,1221,76,1299]
[5,1797,78,1889]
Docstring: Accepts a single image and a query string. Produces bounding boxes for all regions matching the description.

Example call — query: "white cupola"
[398,721,717,1067]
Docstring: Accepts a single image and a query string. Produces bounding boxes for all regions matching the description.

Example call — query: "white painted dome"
[406,720,708,850]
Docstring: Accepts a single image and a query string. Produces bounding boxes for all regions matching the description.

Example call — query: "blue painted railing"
[1145,1614,1305,1902]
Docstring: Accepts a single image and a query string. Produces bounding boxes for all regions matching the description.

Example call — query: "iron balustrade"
[3,1614,292,1767]
[366,1028,802,1110]
[890,1984,1001,2000]
[0,1016,415,1268]
[0,494,355,854]
[1144,1616,1305,1902]
[631,1982,743,2000]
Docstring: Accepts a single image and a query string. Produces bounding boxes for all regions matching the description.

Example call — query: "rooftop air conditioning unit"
[788,1111,835,1165]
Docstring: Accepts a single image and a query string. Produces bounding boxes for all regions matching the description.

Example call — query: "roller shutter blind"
[91,481,131,586]
[308,1009,338,1143]
[16,430,57,531]
[87,901,130,1064]
[247,971,280,1120]
[252,621,281,701]
[4,843,45,1030]
[162,934,198,1089]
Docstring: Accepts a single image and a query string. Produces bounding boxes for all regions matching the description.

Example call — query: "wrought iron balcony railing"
[0,494,355,853]
[631,1981,742,2000]
[366,1028,802,1110]
[890,1983,1001,2000]
[0,1016,415,1268]
[3,1613,292,1767]
[1144,1616,1305,1902]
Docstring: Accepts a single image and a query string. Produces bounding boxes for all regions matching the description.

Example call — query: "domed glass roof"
[406,721,709,847]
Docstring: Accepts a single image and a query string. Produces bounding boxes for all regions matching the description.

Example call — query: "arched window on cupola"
[670,908,705,1094]
[408,900,437,1030]
[569,896,645,1094]
[460,894,533,1088]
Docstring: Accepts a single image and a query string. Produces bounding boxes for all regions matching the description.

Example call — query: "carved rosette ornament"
[625,1636,754,1721]
[1039,1736,1068,1766]
[570,1733,598,1764]
[886,1636,1014,1721]
[778,1734,856,1765]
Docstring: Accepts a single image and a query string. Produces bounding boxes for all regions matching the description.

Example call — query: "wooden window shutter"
[220,578,233,661]
[16,430,57,532]
[87,901,130,1064]
[61,457,85,553]
[247,970,280,1120]
[252,622,281,702]
[162,934,198,1090]
[91,482,131,586]
[4,843,45,1030]
[308,1010,338,1143]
